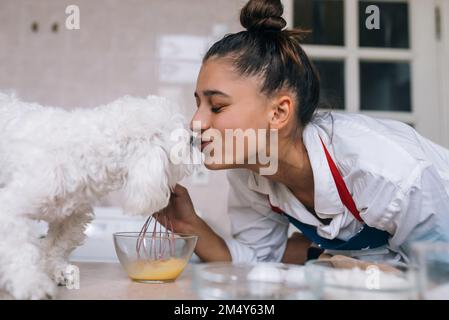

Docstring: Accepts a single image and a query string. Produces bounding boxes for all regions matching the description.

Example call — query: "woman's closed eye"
[211,106,226,113]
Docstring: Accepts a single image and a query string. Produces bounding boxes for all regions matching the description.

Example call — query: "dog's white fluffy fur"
[0,93,199,299]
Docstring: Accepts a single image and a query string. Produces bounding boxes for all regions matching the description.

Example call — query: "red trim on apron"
[268,137,363,223]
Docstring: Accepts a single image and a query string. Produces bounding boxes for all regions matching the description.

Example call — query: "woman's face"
[191,58,273,170]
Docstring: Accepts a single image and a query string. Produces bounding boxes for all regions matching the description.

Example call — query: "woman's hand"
[319,254,401,274]
[154,184,232,262]
[154,184,201,234]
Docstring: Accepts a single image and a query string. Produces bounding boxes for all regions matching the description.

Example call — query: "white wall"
[438,0,449,148]
[0,0,247,261]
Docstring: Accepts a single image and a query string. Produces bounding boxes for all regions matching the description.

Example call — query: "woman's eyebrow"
[194,90,230,98]
[204,90,230,97]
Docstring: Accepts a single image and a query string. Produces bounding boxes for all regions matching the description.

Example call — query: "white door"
[284,0,444,145]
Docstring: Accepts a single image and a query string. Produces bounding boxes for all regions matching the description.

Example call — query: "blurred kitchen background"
[1,0,448,262]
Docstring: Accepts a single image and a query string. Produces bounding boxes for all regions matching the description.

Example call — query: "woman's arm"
[281,232,312,265]
[159,168,291,264]
[225,170,290,263]
[181,214,232,262]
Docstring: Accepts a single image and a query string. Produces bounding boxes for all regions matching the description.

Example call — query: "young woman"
[158,0,449,264]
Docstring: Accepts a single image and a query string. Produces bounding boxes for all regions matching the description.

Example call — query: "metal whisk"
[135,211,176,260]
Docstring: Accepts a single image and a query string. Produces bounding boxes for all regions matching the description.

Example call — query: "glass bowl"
[411,241,449,299]
[304,258,419,300]
[113,232,198,283]
[192,262,314,300]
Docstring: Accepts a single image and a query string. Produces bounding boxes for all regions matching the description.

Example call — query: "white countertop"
[57,262,198,300]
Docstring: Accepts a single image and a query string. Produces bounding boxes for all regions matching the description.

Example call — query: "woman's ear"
[122,144,171,215]
[267,95,295,130]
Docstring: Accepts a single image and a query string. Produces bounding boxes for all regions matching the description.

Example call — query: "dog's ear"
[122,144,171,215]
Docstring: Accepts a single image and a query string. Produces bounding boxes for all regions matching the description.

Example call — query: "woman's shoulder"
[310,112,431,185]
[312,111,414,138]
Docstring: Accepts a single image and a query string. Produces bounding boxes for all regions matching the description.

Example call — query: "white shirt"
[224,112,449,263]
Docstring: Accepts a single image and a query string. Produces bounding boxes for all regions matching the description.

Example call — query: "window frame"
[284,0,443,145]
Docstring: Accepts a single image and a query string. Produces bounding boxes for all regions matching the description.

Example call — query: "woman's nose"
[190,109,210,131]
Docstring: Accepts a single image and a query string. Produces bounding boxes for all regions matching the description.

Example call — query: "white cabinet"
[70,207,148,262]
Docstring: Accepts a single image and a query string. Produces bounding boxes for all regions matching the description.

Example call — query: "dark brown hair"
[203,0,320,128]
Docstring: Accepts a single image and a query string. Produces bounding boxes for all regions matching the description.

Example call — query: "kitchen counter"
[57,262,199,300]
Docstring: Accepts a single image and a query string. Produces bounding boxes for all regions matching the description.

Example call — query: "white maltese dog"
[0,93,201,299]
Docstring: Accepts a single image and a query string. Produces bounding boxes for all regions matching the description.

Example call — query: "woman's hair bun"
[240,0,287,32]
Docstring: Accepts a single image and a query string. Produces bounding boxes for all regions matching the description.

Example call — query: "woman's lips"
[200,141,212,151]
